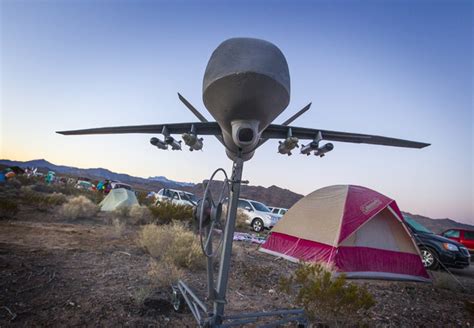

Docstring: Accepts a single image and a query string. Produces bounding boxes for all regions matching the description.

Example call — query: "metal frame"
[175,156,307,327]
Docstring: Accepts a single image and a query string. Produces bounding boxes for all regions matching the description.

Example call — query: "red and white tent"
[260,185,430,282]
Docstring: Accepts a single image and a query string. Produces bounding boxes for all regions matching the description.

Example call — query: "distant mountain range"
[148,176,194,188]
[1,158,472,231]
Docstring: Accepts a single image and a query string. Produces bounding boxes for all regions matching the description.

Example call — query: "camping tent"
[99,188,139,211]
[260,185,430,282]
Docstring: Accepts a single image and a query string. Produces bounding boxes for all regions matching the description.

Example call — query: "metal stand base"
[174,157,307,327]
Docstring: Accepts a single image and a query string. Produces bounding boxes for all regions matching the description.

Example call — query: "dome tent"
[260,185,430,282]
[99,188,139,211]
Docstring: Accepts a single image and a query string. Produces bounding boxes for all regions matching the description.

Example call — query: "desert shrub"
[31,183,55,193]
[136,191,154,206]
[6,179,22,189]
[21,187,67,210]
[148,258,183,288]
[111,218,126,237]
[139,222,205,270]
[148,202,193,225]
[235,208,250,231]
[279,262,375,324]
[128,205,154,225]
[59,196,98,219]
[0,198,19,219]
[113,206,130,218]
[132,286,153,306]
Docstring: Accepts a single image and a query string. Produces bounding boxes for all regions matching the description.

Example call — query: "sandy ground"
[0,210,473,327]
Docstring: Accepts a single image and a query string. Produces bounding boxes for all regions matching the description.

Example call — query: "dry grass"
[59,196,98,219]
[111,218,126,237]
[20,187,68,210]
[235,208,250,231]
[132,286,153,306]
[113,206,130,219]
[148,258,183,288]
[128,205,154,225]
[139,222,205,270]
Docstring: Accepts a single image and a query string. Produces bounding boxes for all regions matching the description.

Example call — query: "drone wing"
[57,122,221,136]
[261,124,430,149]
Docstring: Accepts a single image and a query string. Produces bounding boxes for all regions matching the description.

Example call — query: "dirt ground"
[1,204,473,327]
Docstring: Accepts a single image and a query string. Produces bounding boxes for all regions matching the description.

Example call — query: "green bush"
[279,262,375,324]
[0,198,19,219]
[148,202,193,225]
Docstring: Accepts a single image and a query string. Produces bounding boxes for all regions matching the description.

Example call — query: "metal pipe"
[223,308,305,320]
[205,224,215,300]
[178,280,208,313]
[213,158,244,322]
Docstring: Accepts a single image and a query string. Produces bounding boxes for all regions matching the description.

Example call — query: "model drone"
[58,38,429,327]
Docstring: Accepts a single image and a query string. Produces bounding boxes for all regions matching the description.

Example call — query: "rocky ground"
[0,193,473,327]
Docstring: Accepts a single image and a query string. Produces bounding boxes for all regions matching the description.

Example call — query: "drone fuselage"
[203,38,291,161]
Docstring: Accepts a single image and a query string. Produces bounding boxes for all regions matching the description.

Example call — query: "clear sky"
[1,0,472,224]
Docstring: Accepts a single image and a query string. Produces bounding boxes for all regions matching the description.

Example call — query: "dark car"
[403,215,471,270]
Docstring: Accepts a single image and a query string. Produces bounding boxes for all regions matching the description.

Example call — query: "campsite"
[2,1,473,327]
[0,171,473,327]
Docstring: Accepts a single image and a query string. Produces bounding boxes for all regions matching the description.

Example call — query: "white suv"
[268,207,288,216]
[238,198,281,232]
[155,188,197,207]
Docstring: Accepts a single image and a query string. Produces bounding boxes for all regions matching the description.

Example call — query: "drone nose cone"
[203,38,290,132]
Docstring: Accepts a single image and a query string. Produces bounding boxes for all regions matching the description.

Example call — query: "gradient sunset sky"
[1,0,472,223]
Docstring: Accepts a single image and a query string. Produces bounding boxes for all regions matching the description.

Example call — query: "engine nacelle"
[278,136,299,155]
[182,133,203,151]
[150,137,168,150]
[314,143,334,157]
[165,136,182,151]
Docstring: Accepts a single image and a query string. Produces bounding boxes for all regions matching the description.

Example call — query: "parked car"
[75,180,96,191]
[155,188,197,207]
[268,207,288,216]
[440,229,474,254]
[403,215,470,270]
[110,181,132,191]
[237,198,281,232]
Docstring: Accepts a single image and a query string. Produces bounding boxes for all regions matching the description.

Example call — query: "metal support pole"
[205,224,215,301]
[212,158,244,324]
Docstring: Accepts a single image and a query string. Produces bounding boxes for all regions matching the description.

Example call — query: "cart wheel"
[171,287,184,312]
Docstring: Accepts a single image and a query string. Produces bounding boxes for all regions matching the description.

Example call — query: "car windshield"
[181,192,197,203]
[250,201,271,212]
[404,216,433,234]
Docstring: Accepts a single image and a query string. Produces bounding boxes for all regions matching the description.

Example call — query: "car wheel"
[252,218,264,232]
[420,247,439,270]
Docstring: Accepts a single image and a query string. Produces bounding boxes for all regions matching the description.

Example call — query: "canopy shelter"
[260,185,430,282]
[99,188,138,211]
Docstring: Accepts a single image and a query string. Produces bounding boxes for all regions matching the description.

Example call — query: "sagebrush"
[139,222,205,270]
[279,262,375,324]
[21,187,67,210]
[128,205,154,225]
[148,202,193,225]
[59,196,98,219]
[148,258,183,288]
